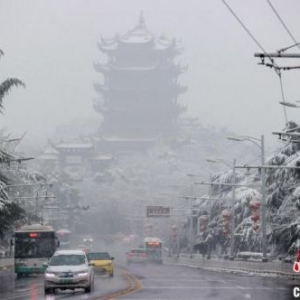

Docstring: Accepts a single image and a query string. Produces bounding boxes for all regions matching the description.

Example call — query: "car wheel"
[109,271,114,277]
[44,288,52,294]
[85,284,92,293]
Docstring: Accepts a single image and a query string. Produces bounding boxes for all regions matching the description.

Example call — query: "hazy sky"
[0,0,299,149]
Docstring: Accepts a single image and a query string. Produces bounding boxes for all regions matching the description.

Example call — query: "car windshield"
[87,252,110,260]
[49,254,86,266]
[131,249,145,254]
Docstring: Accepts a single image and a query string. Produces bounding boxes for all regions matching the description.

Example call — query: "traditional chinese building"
[38,140,113,170]
[93,13,187,152]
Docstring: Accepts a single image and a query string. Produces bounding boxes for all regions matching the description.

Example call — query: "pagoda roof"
[98,12,178,51]
[55,142,94,149]
[94,62,161,72]
[38,140,59,160]
[102,134,160,142]
[92,154,114,161]
[42,141,59,155]
[94,82,187,94]
[93,62,186,74]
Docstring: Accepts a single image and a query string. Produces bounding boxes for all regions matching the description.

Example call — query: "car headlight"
[77,271,89,277]
[45,272,56,278]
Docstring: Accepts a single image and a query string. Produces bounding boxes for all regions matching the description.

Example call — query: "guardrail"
[165,253,300,279]
[0,258,13,271]
[0,258,14,292]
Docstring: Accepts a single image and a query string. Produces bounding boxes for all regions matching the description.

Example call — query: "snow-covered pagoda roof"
[98,12,178,51]
[93,62,186,73]
[92,154,114,161]
[55,142,94,149]
[102,134,160,142]
[38,141,59,160]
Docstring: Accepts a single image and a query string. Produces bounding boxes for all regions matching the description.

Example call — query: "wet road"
[0,269,127,300]
[121,262,295,300]
[0,262,297,300]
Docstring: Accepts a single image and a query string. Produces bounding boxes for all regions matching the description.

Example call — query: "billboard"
[146,206,170,218]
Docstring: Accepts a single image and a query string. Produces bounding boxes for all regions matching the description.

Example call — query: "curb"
[165,257,300,280]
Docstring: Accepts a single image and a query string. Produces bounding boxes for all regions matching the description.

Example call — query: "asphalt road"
[0,270,128,300]
[0,262,298,300]
[121,262,296,300]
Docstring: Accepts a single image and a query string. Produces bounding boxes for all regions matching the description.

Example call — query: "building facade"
[94,13,187,152]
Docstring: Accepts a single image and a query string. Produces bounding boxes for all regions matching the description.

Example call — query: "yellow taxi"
[86,252,114,277]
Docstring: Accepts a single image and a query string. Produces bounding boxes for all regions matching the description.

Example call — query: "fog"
[0,0,299,149]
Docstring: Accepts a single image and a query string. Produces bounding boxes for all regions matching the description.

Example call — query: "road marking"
[142,286,287,290]
[143,279,237,282]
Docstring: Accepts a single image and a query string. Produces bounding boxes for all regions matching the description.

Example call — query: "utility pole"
[229,159,236,260]
[189,184,194,259]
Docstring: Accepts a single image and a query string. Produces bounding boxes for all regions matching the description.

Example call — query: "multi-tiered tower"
[94,14,187,152]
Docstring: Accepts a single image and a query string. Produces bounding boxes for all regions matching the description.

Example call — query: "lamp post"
[206,158,236,260]
[197,169,221,221]
[227,134,268,262]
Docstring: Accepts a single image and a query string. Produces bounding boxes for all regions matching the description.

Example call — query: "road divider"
[165,254,300,279]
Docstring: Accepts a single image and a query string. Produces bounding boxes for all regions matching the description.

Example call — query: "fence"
[165,253,300,279]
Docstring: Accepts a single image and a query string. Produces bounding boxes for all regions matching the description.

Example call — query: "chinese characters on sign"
[146,206,170,218]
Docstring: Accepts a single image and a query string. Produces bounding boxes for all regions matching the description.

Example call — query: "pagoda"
[93,13,187,152]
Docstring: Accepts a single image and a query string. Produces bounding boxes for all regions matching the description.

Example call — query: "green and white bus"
[143,237,163,264]
[13,224,59,277]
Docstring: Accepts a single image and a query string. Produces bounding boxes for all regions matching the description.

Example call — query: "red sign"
[293,262,300,273]
[29,233,38,238]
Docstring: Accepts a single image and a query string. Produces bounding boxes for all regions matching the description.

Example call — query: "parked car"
[126,248,147,264]
[87,251,114,277]
[44,249,94,294]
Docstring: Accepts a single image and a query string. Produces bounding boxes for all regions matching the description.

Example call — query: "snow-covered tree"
[0,49,25,237]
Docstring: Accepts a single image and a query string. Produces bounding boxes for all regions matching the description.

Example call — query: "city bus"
[56,228,71,249]
[143,237,163,264]
[13,224,59,277]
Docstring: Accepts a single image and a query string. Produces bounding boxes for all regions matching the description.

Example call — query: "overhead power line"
[221,0,288,123]
[266,0,300,52]
[221,0,265,53]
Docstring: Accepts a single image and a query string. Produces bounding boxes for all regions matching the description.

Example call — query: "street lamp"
[227,134,268,262]
[206,158,236,260]
[185,174,197,259]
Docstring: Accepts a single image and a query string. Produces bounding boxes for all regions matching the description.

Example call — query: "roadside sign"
[293,261,300,272]
[146,206,170,218]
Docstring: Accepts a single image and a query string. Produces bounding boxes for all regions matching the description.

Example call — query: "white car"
[126,248,147,264]
[44,249,94,294]
[83,236,93,243]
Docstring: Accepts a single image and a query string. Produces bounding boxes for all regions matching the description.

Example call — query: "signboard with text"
[146,206,170,218]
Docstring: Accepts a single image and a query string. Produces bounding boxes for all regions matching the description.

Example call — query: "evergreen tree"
[0,49,25,237]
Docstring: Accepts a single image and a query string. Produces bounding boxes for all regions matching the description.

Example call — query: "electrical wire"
[221,1,266,53]
[266,0,300,52]
[221,0,289,124]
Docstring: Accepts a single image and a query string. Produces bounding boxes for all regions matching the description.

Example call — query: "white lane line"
[142,286,288,290]
[143,279,236,282]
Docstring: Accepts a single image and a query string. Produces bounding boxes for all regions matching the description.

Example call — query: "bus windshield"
[15,232,56,259]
